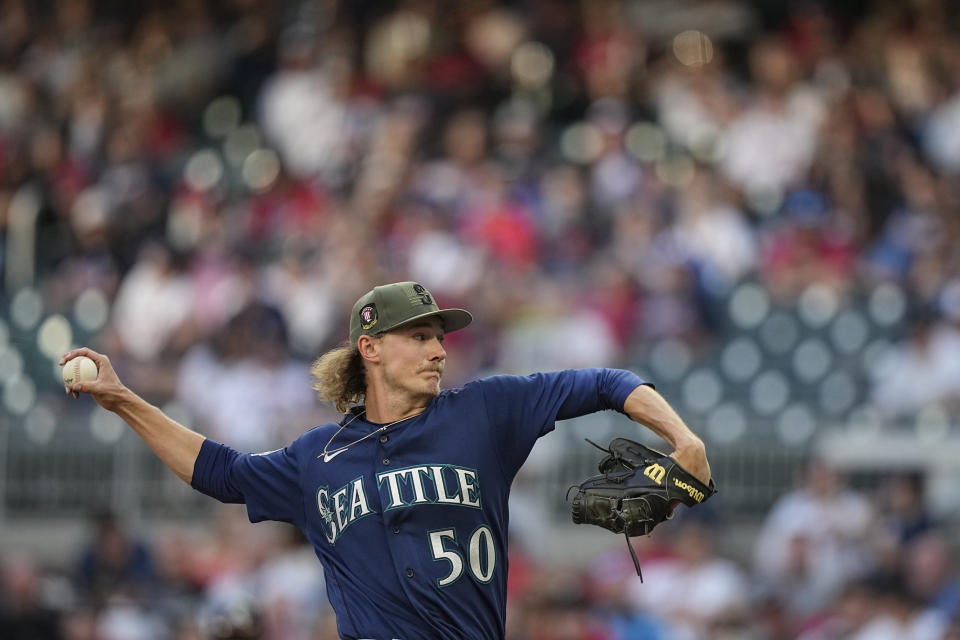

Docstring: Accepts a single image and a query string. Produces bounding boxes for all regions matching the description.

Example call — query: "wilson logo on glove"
[568,437,716,581]
[643,463,666,485]
[673,478,706,503]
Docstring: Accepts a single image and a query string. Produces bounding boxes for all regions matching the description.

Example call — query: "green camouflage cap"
[349,282,472,346]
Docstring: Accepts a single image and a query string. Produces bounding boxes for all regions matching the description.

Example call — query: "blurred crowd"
[2,0,960,637]
[6,459,960,639]
[2,0,960,428]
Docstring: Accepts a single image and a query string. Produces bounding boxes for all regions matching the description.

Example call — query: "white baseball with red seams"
[62,355,98,385]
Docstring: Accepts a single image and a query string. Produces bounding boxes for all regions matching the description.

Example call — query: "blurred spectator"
[796,579,871,640]
[259,241,339,356]
[585,98,641,218]
[628,517,750,640]
[191,513,327,640]
[198,595,262,640]
[0,556,61,640]
[497,276,619,372]
[256,527,329,640]
[719,35,824,195]
[405,207,486,298]
[176,301,317,451]
[870,305,960,420]
[584,530,674,640]
[461,162,541,270]
[797,579,929,640]
[75,511,155,607]
[110,242,194,362]
[760,189,857,300]
[518,568,613,640]
[846,575,946,640]
[874,472,936,557]
[258,23,353,182]
[754,458,875,621]
[903,532,960,623]
[573,0,642,102]
[672,170,757,291]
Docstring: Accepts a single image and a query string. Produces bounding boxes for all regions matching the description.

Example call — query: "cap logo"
[411,283,433,306]
[359,303,378,330]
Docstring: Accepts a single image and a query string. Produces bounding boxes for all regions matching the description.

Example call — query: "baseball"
[62,355,98,386]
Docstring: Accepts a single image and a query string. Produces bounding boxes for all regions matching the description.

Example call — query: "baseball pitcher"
[62,281,713,639]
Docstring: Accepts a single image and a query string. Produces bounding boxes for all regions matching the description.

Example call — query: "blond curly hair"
[311,342,368,413]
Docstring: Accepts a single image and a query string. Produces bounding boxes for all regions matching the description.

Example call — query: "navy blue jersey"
[192,368,646,639]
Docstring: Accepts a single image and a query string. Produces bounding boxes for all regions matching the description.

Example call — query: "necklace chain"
[319,409,422,461]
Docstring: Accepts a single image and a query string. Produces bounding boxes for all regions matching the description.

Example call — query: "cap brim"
[391,308,473,335]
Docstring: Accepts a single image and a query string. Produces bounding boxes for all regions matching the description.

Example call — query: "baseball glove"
[568,438,716,580]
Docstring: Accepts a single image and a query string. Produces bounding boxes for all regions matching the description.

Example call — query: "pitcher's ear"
[357,334,382,362]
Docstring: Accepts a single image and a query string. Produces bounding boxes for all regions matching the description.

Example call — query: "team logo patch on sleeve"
[359,304,378,330]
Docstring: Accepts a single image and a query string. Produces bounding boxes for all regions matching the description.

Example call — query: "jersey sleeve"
[190,438,305,527]
[477,368,648,478]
